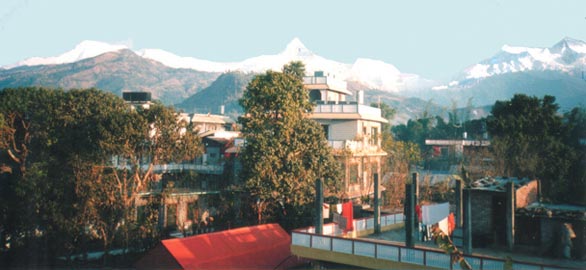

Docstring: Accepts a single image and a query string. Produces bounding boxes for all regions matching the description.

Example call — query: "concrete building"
[121,92,240,234]
[303,72,388,201]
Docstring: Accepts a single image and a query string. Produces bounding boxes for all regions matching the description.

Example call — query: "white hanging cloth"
[421,202,449,225]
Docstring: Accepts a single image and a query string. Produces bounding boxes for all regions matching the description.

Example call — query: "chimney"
[357,90,364,105]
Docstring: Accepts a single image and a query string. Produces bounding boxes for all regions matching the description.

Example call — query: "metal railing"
[327,140,381,153]
[296,213,404,235]
[313,103,383,119]
[291,213,572,270]
[116,163,224,174]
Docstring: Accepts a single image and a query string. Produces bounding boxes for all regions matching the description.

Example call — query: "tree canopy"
[238,62,341,229]
[487,94,580,202]
[0,87,202,266]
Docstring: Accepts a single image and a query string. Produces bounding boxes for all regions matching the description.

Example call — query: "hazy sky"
[1,0,585,81]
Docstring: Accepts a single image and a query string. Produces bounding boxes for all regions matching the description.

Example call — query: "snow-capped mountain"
[428,37,586,92]
[2,40,129,69]
[407,37,586,111]
[460,37,586,81]
[138,38,431,92]
[2,38,431,92]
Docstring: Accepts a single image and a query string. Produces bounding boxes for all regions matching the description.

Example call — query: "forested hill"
[176,71,255,116]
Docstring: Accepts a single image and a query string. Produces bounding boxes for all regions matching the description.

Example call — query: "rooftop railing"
[303,76,348,92]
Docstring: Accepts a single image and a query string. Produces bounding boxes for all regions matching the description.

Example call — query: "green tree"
[0,87,65,265]
[562,106,586,205]
[239,63,341,230]
[0,87,203,267]
[282,60,306,80]
[487,94,574,202]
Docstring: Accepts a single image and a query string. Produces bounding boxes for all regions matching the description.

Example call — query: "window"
[187,202,197,221]
[322,125,329,139]
[309,90,321,102]
[370,127,378,144]
[166,204,177,228]
[349,164,359,184]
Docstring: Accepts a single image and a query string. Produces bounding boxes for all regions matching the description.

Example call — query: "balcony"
[327,140,384,155]
[303,76,350,95]
[115,163,224,175]
[313,103,384,121]
[143,178,221,195]
[150,163,224,175]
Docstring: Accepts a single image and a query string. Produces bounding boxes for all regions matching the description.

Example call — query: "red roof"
[139,223,299,270]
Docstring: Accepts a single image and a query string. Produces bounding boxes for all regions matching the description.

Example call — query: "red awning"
[160,223,298,269]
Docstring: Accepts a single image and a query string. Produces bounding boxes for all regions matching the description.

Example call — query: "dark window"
[349,164,359,184]
[167,204,177,229]
[187,202,197,221]
[137,205,146,224]
[309,90,321,102]
[370,127,378,144]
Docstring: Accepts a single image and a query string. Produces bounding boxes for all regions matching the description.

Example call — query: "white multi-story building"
[304,72,388,200]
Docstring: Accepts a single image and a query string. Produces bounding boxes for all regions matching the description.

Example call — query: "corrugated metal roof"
[470,177,533,192]
[159,223,298,269]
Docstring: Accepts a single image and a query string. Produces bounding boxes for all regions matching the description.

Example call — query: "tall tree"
[0,87,64,264]
[239,63,341,230]
[0,87,203,266]
[487,94,574,202]
[562,106,586,205]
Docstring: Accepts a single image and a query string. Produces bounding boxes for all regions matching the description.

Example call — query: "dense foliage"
[487,94,585,203]
[0,87,202,267]
[391,93,584,204]
[239,62,341,230]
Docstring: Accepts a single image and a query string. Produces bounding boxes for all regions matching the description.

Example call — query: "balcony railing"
[150,164,224,174]
[303,76,348,92]
[292,213,569,270]
[145,179,221,194]
[313,103,383,119]
[328,140,381,153]
[303,76,328,85]
[116,163,224,175]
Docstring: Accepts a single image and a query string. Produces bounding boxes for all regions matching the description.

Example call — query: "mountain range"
[1,37,585,121]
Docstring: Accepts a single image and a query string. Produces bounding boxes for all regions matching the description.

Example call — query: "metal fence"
[291,213,573,270]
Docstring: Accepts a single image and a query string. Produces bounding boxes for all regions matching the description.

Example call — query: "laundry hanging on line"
[421,202,449,225]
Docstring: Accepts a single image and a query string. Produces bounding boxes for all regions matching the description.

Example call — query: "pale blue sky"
[1,0,585,81]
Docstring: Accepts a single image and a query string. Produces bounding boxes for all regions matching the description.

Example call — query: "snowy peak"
[70,40,129,59]
[281,37,312,57]
[458,37,586,81]
[3,40,128,69]
[551,37,586,54]
[1,37,431,92]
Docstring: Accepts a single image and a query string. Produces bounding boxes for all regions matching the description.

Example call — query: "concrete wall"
[470,190,499,246]
[328,120,359,141]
